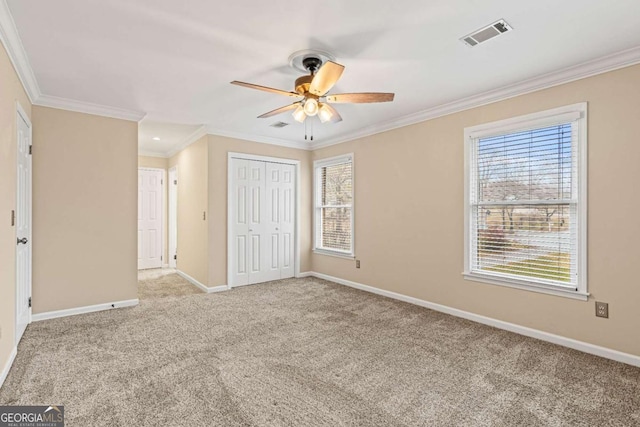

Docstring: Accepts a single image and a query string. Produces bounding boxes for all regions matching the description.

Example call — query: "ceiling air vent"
[270,121,289,128]
[461,19,512,47]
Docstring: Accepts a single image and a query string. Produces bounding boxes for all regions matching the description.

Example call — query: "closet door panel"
[231,159,250,286]
[280,164,295,279]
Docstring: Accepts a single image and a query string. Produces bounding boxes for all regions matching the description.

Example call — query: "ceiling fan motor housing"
[294,75,314,95]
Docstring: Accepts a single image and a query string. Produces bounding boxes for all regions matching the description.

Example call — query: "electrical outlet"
[355,260,360,269]
[595,301,609,318]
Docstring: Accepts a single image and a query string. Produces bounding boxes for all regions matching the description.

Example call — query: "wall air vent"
[461,19,512,47]
[270,121,289,128]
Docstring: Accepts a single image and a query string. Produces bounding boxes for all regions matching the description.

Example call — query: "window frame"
[313,153,355,258]
[463,103,588,300]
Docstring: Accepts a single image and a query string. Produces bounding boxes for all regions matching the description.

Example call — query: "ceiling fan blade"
[325,92,395,103]
[321,103,343,123]
[257,102,301,118]
[309,61,345,96]
[230,81,302,98]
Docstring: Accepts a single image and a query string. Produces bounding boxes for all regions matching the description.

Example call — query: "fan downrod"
[302,57,322,75]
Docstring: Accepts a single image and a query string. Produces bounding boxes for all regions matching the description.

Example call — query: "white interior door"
[230,158,296,287]
[16,105,32,345]
[247,160,269,285]
[266,163,295,280]
[231,159,250,286]
[168,166,177,269]
[262,163,282,283]
[138,169,163,270]
[277,164,295,279]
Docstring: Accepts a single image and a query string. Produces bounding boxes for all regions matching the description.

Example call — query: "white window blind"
[314,155,354,255]
[465,104,587,296]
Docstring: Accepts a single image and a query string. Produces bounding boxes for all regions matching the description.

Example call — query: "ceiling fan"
[230,55,394,126]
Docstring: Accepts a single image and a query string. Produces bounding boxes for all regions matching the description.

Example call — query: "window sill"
[313,249,355,260]
[463,272,589,301]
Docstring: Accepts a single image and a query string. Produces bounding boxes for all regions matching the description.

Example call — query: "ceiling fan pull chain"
[310,119,314,141]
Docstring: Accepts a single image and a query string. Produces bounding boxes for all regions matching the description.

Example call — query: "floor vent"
[270,121,289,128]
[461,19,512,47]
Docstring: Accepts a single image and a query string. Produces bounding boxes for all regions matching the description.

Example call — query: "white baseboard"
[177,270,229,294]
[296,271,314,278]
[0,347,17,390]
[32,299,139,322]
[309,272,640,368]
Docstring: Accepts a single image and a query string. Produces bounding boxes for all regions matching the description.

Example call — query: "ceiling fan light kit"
[292,105,306,123]
[318,104,333,123]
[303,98,319,116]
[231,50,395,140]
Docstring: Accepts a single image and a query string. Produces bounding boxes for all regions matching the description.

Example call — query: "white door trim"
[227,152,301,288]
[138,167,165,269]
[168,166,178,269]
[15,100,32,345]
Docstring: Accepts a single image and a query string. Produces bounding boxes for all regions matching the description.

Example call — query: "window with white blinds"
[314,154,354,256]
[464,104,587,299]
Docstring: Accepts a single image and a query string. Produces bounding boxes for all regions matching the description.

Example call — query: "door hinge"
[11,210,15,226]
[28,297,32,308]
[161,256,163,261]
[161,179,163,185]
[174,254,177,260]
[29,145,32,155]
[174,180,177,185]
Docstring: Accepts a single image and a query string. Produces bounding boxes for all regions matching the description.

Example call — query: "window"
[314,154,354,257]
[464,104,587,300]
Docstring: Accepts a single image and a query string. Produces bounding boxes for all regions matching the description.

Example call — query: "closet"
[230,157,295,286]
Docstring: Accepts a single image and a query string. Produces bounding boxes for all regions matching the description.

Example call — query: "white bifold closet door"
[231,159,295,286]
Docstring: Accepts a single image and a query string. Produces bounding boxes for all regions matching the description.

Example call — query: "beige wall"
[207,135,312,287]
[311,64,640,357]
[32,106,138,313]
[169,137,209,284]
[138,156,168,170]
[0,41,32,375]
[138,156,169,264]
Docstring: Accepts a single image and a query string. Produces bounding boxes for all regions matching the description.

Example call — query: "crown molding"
[310,45,640,150]
[0,0,40,102]
[35,94,146,122]
[137,150,168,158]
[3,0,639,151]
[1,1,147,121]
[207,126,312,151]
[164,125,208,158]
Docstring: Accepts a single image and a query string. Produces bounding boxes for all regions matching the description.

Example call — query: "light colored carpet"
[138,272,203,300]
[1,277,639,426]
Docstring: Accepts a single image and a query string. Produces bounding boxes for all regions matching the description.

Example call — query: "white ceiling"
[138,120,202,156]
[5,0,640,154]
